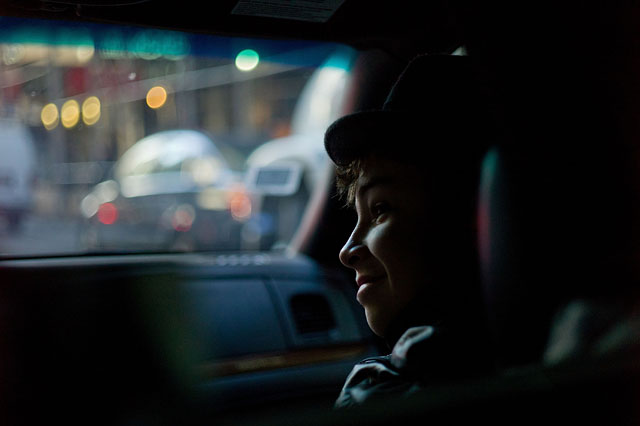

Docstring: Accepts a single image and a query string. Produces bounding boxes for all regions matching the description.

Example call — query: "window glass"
[0,17,355,256]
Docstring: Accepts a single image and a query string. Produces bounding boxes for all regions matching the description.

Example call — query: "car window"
[0,17,356,256]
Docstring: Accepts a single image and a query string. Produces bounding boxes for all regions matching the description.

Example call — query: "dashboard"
[0,253,378,424]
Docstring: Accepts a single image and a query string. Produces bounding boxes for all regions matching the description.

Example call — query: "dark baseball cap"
[324,54,494,167]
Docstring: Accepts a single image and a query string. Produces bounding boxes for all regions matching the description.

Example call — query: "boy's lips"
[356,274,384,287]
[355,275,384,304]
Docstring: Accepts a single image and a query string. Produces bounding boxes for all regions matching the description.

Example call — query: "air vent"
[290,294,336,335]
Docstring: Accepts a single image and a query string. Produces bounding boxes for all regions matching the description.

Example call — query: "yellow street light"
[61,99,80,129]
[146,86,168,109]
[82,96,101,126]
[41,103,59,130]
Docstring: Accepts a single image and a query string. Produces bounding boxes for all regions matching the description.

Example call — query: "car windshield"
[0,17,355,257]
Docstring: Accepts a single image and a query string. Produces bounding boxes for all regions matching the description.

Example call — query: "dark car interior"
[1,1,639,425]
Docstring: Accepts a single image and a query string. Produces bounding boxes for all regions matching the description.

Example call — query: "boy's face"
[339,156,430,337]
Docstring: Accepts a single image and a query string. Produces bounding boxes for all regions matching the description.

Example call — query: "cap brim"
[324,110,410,166]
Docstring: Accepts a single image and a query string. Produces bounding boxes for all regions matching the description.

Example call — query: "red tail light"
[172,205,195,232]
[97,202,118,225]
[228,188,252,221]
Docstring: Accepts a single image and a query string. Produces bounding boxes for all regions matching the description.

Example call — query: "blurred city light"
[76,45,95,63]
[235,49,259,71]
[82,96,101,126]
[229,187,252,221]
[41,103,59,130]
[146,86,168,109]
[61,99,80,128]
[81,194,99,218]
[172,204,196,232]
[97,202,118,225]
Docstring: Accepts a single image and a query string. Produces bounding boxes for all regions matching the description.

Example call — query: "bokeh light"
[61,99,80,129]
[235,49,259,72]
[97,202,118,225]
[172,204,195,232]
[81,194,99,219]
[41,103,59,130]
[76,45,95,64]
[146,86,168,109]
[82,96,101,126]
[229,187,252,221]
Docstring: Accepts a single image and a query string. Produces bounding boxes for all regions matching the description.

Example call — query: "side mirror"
[245,162,303,196]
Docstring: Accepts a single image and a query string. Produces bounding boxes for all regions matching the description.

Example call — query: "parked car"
[80,129,252,251]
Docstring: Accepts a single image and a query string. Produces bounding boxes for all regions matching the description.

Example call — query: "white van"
[0,119,36,229]
[246,47,355,191]
[244,48,356,248]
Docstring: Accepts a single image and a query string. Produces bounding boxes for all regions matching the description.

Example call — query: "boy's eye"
[371,202,390,219]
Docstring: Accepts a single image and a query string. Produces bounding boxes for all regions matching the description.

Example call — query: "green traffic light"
[235,49,260,71]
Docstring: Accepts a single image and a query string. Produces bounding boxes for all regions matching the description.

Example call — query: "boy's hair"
[335,157,364,207]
